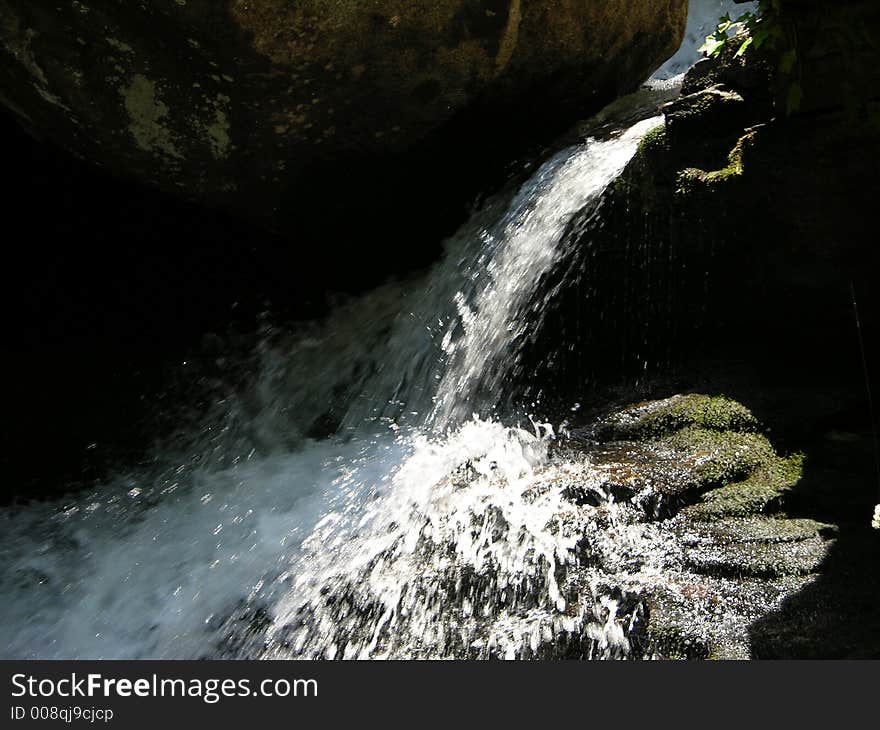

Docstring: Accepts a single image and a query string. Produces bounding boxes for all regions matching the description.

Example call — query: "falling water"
[0,3,740,658]
[0,111,663,660]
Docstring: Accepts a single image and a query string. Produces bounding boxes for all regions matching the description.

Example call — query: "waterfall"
[0,112,662,660]
[0,4,734,659]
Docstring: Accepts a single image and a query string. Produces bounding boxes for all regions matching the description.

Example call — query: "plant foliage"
[700,1,802,115]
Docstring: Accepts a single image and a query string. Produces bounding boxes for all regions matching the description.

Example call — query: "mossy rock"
[663,87,749,152]
[635,587,711,660]
[684,516,838,545]
[585,394,805,524]
[636,122,667,156]
[585,428,774,504]
[674,128,757,198]
[595,394,759,442]
[660,426,775,488]
[679,515,837,579]
[684,537,831,579]
[683,454,804,522]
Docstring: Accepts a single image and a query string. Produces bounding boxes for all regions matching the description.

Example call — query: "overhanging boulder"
[0,1,686,239]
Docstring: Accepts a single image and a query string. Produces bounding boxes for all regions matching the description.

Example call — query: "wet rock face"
[212,395,834,660]
[0,0,686,244]
[570,394,836,659]
[526,14,880,399]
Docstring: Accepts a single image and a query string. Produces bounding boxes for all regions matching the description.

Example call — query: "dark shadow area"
[0,109,445,503]
[748,433,880,658]
[685,322,880,657]
[649,274,880,658]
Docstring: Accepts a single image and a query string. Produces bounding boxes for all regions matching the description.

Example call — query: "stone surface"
[594,394,759,441]
[682,516,837,544]
[0,0,687,240]
[570,393,844,659]
[684,536,831,578]
[536,8,880,403]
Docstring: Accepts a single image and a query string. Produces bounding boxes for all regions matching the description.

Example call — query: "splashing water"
[347,118,664,432]
[0,107,666,659]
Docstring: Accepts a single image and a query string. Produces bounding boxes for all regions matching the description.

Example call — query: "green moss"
[597,394,759,442]
[612,173,631,196]
[662,426,776,487]
[638,122,667,155]
[121,74,183,161]
[694,516,836,544]
[674,129,755,196]
[686,536,830,579]
[684,453,804,522]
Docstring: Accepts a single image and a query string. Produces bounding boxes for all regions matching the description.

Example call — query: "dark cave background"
[0,109,425,503]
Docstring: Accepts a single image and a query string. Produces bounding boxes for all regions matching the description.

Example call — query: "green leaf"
[734,37,754,58]
[699,35,726,58]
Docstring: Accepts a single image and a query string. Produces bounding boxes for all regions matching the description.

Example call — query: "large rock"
[0,0,686,240]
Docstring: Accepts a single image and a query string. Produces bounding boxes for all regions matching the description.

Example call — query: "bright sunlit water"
[0,115,662,659]
[0,4,730,659]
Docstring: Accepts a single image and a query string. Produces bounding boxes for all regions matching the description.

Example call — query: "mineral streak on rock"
[0,0,688,237]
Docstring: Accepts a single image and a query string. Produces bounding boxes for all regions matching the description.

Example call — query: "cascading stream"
[0,1,749,659]
[0,113,660,660]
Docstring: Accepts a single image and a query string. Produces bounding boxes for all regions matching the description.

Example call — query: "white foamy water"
[0,112,664,659]
[654,0,758,80]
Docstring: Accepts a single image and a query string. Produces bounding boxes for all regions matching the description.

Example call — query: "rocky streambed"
[562,390,879,659]
[205,393,860,661]
[552,394,840,660]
